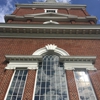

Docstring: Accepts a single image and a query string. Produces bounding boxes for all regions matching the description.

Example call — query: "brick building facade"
[0,0,100,100]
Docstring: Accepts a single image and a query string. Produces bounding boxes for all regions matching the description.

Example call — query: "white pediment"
[24,13,78,18]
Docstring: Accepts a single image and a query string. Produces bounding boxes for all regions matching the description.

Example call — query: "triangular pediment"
[24,13,78,18]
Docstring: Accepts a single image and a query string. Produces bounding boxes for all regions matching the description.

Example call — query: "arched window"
[34,55,69,100]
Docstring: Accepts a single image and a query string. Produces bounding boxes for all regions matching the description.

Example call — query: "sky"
[0,0,100,24]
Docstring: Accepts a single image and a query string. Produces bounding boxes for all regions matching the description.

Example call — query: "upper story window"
[44,9,58,13]
[34,55,69,100]
[74,69,97,100]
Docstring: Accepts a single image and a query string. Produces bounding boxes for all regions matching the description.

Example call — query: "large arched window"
[34,55,69,100]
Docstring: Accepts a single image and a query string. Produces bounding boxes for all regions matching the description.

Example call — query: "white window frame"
[4,69,28,100]
[73,69,97,100]
[44,9,58,13]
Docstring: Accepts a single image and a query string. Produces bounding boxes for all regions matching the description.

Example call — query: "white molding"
[60,56,96,62]
[1,24,99,29]
[33,44,69,56]
[5,55,42,70]
[25,12,77,17]
[5,62,38,70]
[64,63,97,70]
[61,56,96,70]
[5,55,42,62]
[45,44,57,50]
[43,20,59,24]
[15,4,87,9]
[1,33,100,39]
[5,13,97,22]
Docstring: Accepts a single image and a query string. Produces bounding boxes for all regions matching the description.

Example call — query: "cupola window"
[44,9,58,13]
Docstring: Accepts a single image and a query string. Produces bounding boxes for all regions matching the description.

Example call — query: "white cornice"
[5,14,97,22]
[61,56,97,70]
[60,56,96,63]
[5,55,96,70]
[0,24,100,29]
[5,55,42,70]
[0,24,100,39]
[15,3,86,9]
[5,55,42,62]
[64,63,97,70]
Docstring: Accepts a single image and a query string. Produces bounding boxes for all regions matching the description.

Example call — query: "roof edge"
[15,3,86,9]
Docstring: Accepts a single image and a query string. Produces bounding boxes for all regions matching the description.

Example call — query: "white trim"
[5,62,38,70]
[24,12,77,18]
[44,9,58,13]
[61,56,96,71]
[5,55,41,70]
[16,3,86,9]
[33,44,69,56]
[43,20,59,24]
[64,63,97,70]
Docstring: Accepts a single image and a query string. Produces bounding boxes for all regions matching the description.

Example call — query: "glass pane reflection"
[35,55,68,100]
[74,70,97,100]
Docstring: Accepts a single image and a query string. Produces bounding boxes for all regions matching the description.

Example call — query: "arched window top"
[33,44,69,56]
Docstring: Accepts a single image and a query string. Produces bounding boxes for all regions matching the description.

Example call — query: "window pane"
[34,96,39,100]
[74,70,97,100]
[6,96,11,100]
[34,55,68,100]
[6,70,28,100]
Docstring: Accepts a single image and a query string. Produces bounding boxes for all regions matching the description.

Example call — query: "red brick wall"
[66,71,79,100]
[0,70,14,100]
[34,8,44,14]
[68,9,86,17]
[89,71,100,100]
[14,8,34,16]
[0,38,100,100]
[13,8,88,17]
[58,9,68,14]
[22,70,36,100]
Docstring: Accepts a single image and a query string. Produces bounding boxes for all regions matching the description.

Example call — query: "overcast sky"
[0,0,100,24]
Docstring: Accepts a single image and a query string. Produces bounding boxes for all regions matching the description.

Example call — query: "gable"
[24,13,78,18]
